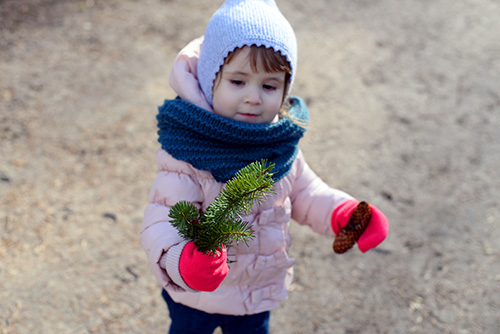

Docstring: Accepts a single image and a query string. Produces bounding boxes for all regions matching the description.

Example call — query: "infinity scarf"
[157,97,309,183]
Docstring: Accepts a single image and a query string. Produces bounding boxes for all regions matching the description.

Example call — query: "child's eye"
[263,84,277,91]
[231,80,244,86]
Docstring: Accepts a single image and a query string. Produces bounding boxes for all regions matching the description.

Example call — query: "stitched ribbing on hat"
[156,97,308,183]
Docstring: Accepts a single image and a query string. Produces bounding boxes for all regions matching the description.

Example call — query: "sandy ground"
[1,0,500,333]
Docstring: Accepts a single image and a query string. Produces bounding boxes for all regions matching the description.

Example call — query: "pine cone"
[333,201,372,254]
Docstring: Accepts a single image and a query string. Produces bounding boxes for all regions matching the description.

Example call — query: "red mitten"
[179,241,229,292]
[331,199,389,253]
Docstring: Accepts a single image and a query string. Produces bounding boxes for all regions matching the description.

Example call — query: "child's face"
[212,47,286,124]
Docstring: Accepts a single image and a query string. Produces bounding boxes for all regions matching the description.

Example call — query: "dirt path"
[1,0,499,333]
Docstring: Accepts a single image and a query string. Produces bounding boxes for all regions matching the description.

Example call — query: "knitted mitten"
[331,199,389,253]
[179,241,229,292]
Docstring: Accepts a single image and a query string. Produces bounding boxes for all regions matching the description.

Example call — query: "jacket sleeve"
[290,150,354,236]
[140,151,205,291]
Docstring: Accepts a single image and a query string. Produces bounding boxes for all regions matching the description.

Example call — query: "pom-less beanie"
[197,0,297,106]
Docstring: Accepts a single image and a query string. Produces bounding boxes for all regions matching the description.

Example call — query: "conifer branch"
[168,160,276,255]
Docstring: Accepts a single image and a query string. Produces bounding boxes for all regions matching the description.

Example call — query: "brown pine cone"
[333,201,372,254]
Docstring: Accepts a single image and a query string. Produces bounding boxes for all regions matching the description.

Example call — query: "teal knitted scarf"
[157,97,309,183]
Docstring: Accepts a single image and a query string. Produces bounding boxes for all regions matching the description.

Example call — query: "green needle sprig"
[168,160,276,255]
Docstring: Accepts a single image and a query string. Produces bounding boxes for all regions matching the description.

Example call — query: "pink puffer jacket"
[141,148,353,315]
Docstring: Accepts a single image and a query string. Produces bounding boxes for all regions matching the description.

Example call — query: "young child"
[141,1,389,333]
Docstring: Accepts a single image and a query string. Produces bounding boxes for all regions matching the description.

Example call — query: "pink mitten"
[169,36,214,112]
[179,241,228,292]
[331,199,389,253]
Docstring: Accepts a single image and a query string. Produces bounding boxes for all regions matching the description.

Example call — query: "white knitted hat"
[197,0,297,106]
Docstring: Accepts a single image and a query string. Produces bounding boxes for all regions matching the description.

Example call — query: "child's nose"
[244,85,262,104]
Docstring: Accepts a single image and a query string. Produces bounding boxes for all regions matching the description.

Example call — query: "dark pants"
[162,289,270,334]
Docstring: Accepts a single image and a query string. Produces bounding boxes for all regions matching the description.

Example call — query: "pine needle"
[168,160,276,255]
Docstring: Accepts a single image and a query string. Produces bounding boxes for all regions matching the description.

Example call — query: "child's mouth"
[238,113,259,118]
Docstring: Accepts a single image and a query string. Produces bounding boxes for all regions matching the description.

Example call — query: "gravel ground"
[1,0,500,333]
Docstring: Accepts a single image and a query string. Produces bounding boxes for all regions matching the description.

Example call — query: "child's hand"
[179,241,229,292]
[331,199,389,253]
